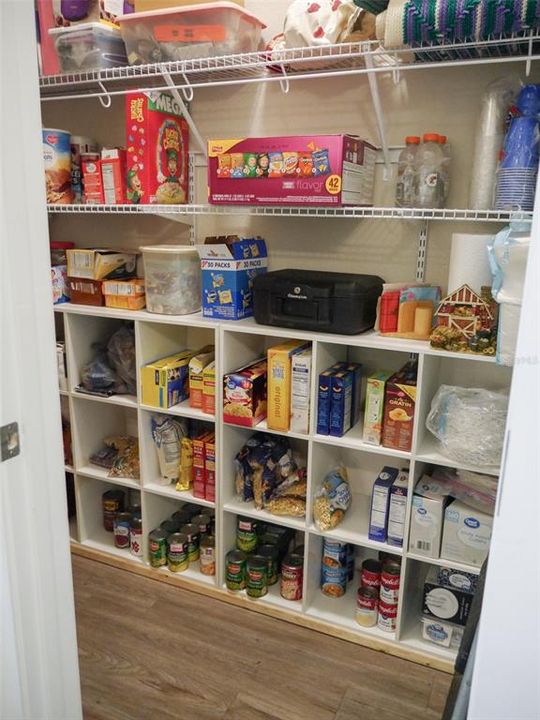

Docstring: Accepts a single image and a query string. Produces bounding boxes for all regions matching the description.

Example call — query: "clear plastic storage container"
[49,22,128,72]
[141,245,201,315]
[117,2,266,65]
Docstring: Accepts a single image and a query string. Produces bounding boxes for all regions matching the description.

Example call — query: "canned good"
[380,560,401,604]
[199,535,216,576]
[43,128,74,205]
[246,555,268,598]
[280,554,303,601]
[226,550,247,591]
[182,503,203,519]
[167,532,188,573]
[322,539,348,566]
[291,544,305,559]
[113,512,131,549]
[356,587,378,627]
[181,523,201,563]
[149,528,168,568]
[192,513,212,535]
[171,510,192,527]
[361,559,382,590]
[127,503,141,517]
[161,519,181,535]
[321,539,348,598]
[377,600,398,633]
[70,136,98,202]
[258,544,279,585]
[237,517,258,553]
[129,515,143,558]
[102,489,125,532]
[346,544,356,582]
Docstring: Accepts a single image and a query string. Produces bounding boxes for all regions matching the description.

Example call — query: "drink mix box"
[267,340,310,432]
[125,91,189,205]
[208,135,377,206]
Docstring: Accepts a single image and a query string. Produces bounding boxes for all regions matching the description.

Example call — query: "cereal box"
[381,363,417,452]
[316,369,335,435]
[363,371,393,446]
[208,135,377,207]
[345,362,363,427]
[202,361,216,416]
[125,91,189,205]
[196,236,268,320]
[223,358,267,427]
[82,156,104,204]
[329,371,353,437]
[291,348,312,434]
[267,340,310,432]
[141,350,196,408]
[189,346,215,409]
[368,466,400,543]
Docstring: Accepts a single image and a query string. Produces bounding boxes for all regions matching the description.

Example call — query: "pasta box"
[208,135,378,206]
[196,235,267,320]
[223,358,267,427]
[125,91,189,205]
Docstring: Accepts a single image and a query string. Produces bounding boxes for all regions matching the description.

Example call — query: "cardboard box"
[196,236,267,320]
[346,362,363,427]
[422,566,474,626]
[141,350,195,408]
[223,358,267,427]
[189,346,215,409]
[381,362,417,452]
[408,477,452,558]
[368,466,400,543]
[101,148,127,204]
[387,468,409,547]
[126,91,189,205]
[329,370,353,437]
[441,500,493,568]
[208,135,377,206]
[290,348,312,434]
[363,371,393,445]
[82,157,104,204]
[267,340,310,432]
[316,369,335,435]
[421,616,464,649]
[436,567,478,594]
[202,360,216,416]
[66,248,138,281]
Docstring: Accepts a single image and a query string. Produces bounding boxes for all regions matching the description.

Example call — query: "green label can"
[236,516,258,553]
[167,532,188,573]
[247,555,268,598]
[148,528,168,568]
[181,523,200,563]
[226,550,247,591]
[258,544,279,585]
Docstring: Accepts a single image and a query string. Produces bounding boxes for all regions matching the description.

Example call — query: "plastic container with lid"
[140,245,201,315]
[395,136,420,208]
[117,2,266,65]
[49,22,128,73]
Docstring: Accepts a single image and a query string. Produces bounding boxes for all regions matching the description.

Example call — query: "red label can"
[380,560,401,604]
[361,559,381,590]
[377,600,398,633]
[280,554,303,601]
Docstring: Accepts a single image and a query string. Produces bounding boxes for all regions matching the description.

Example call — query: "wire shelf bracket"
[161,67,207,157]
[416,220,429,282]
[363,44,392,181]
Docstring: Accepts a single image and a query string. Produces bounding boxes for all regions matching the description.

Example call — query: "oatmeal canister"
[149,528,168,568]
[226,550,247,591]
[356,587,378,627]
[280,554,303,601]
[199,535,216,576]
[43,128,73,205]
[167,532,189,573]
[113,512,131,549]
[246,555,268,598]
[378,600,398,632]
[102,489,125,531]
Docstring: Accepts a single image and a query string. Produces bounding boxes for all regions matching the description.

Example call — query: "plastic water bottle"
[415,133,444,208]
[438,134,451,204]
[395,136,420,207]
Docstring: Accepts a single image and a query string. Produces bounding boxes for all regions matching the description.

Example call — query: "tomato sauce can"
[377,600,398,633]
[149,528,168,568]
[181,523,201,563]
[280,554,303,601]
[380,560,401,604]
[356,586,378,627]
[167,532,189,573]
[113,512,131,549]
[246,555,268,598]
[361,559,382,590]
[226,550,247,591]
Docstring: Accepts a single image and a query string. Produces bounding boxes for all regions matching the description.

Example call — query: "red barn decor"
[430,284,497,354]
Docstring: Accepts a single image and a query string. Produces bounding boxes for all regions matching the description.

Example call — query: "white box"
[421,616,464,649]
[387,469,409,547]
[408,476,452,558]
[290,348,312,434]
[441,500,493,567]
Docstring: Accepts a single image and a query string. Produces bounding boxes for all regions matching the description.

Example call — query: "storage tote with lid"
[49,22,128,72]
[141,245,201,315]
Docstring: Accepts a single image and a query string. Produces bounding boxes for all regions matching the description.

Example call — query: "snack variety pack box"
[223,358,267,427]
[141,350,196,408]
[125,91,189,205]
[208,135,377,206]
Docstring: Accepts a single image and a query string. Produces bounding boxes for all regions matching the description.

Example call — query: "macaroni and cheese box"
[189,346,215,410]
[141,349,195,408]
[125,91,189,205]
[267,340,310,432]
[196,236,267,320]
[381,362,417,452]
[316,369,335,435]
[208,135,377,206]
[363,371,393,445]
[223,358,267,427]
[368,466,400,542]
[329,370,353,437]
[202,360,216,415]
[291,348,312,434]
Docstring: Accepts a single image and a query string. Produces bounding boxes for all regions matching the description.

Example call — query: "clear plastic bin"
[117,2,266,65]
[49,22,128,73]
[141,245,201,315]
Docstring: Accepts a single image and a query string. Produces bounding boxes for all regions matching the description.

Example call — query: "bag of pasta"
[313,465,351,531]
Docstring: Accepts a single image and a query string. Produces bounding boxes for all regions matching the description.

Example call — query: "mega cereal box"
[126,91,189,205]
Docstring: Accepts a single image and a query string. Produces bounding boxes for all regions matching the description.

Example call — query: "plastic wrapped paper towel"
[448,233,493,293]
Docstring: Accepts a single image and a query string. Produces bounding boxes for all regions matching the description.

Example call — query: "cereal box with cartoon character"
[125,91,189,205]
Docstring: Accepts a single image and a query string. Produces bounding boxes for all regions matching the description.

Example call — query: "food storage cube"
[140,245,201,315]
[49,22,128,73]
[117,2,265,65]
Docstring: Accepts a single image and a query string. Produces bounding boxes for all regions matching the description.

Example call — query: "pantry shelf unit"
[46,203,532,223]
[39,33,540,101]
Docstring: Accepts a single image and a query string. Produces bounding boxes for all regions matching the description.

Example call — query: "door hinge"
[1,422,20,461]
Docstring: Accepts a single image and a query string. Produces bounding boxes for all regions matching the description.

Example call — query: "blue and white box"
[345,362,363,427]
[329,370,353,437]
[316,369,335,435]
[368,466,400,542]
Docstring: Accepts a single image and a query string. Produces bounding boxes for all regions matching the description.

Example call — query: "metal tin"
[180,523,200,563]
[161,519,181,535]
[380,560,401,604]
[192,513,212,535]
[129,515,143,557]
[280,554,303,601]
[171,509,192,526]
[149,528,168,568]
[226,550,247,591]
[113,512,131,549]
[102,489,125,532]
[236,516,258,553]
[346,544,356,581]
[356,587,378,627]
[361,559,382,590]
[199,535,216,576]
[167,532,188,573]
[321,539,348,597]
[246,555,268,598]
[377,600,398,633]
[258,544,279,585]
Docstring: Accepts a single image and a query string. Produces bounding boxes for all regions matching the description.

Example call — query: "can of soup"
[356,587,378,627]
[43,129,73,204]
[361,559,382,591]
[380,560,401,604]
[149,528,168,568]
[113,512,131,549]
[246,555,268,598]
[377,600,398,633]
[102,489,125,532]
[280,554,303,601]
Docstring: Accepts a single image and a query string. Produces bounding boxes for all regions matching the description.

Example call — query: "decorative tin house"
[435,284,494,338]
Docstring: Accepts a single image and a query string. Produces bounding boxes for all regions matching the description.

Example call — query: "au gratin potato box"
[208,135,377,206]
[125,91,189,205]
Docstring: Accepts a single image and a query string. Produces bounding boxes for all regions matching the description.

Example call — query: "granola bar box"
[223,358,267,427]
[125,91,189,205]
[208,135,377,206]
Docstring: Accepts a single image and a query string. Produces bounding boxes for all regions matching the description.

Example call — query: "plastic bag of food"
[80,347,117,393]
[151,415,188,485]
[266,496,306,517]
[313,465,351,531]
[107,325,136,395]
[430,467,498,514]
[426,385,508,468]
[105,436,140,479]
[177,436,193,492]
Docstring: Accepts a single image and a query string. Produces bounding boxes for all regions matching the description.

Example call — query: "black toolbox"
[253,269,383,335]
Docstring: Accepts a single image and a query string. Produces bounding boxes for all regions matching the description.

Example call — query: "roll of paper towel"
[448,233,494,293]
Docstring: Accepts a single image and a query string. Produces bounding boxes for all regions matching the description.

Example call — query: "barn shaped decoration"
[430,284,498,354]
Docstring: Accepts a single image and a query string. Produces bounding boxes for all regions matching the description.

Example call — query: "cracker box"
[208,135,377,206]
[316,369,335,435]
[202,360,216,415]
[189,346,215,409]
[223,358,267,427]
[125,91,189,205]
[363,371,393,446]
[102,148,127,204]
[381,362,417,452]
[409,477,453,558]
[387,468,409,547]
[329,370,353,437]
[267,340,310,432]
[368,466,400,542]
[196,236,268,320]
[441,500,493,567]
[291,348,312,434]
[141,349,196,408]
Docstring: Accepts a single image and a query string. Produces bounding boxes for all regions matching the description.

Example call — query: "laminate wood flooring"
[73,555,452,720]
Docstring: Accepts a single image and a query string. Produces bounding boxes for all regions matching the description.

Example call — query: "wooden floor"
[73,555,452,720]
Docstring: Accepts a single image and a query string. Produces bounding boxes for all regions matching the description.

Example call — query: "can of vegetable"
[280,554,303,601]
[226,549,247,591]
[192,513,212,535]
[291,544,305,559]
[199,534,216,576]
[129,515,143,557]
[161,519,181,535]
[171,510,191,526]
[113,512,131,549]
[181,523,200,562]
[346,544,356,581]
[258,544,279,585]
[236,516,258,553]
[102,489,125,532]
[149,528,168,568]
[167,532,188,573]
[246,555,268,598]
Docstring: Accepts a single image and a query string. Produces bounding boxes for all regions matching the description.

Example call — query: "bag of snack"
[313,465,351,531]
